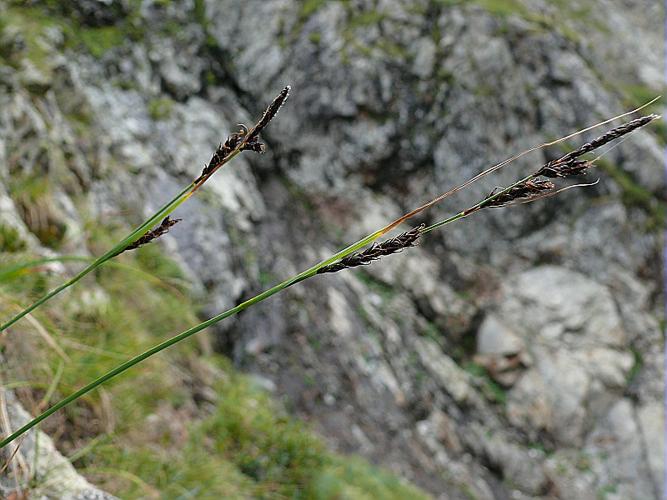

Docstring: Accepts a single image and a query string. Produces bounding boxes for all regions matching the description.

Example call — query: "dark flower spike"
[484,179,555,208]
[121,216,181,253]
[196,126,250,182]
[317,225,424,274]
[194,86,291,186]
[2,99,661,454]
[246,85,291,142]
[538,159,592,178]
[537,114,659,178]
[511,179,600,206]
[335,113,659,270]
[558,114,658,163]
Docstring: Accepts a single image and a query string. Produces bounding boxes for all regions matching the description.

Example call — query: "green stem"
[421,173,536,234]
[0,256,92,282]
[0,184,193,333]
[0,227,384,449]
[0,170,546,448]
[0,169,549,448]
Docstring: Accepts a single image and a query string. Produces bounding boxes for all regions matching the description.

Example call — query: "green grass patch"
[597,484,618,499]
[621,84,666,144]
[3,3,136,62]
[0,7,61,75]
[78,26,125,58]
[0,225,27,253]
[420,322,442,343]
[348,10,387,29]
[356,271,396,301]
[300,0,328,20]
[474,0,528,17]
[595,158,665,230]
[626,348,643,385]
[1,226,428,498]
[147,97,175,121]
[464,362,507,405]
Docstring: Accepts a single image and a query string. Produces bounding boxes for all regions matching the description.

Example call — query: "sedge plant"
[0,89,660,451]
[0,87,291,334]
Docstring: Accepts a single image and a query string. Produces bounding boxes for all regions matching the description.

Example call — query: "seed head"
[194,86,291,185]
[247,85,291,141]
[543,114,659,174]
[121,216,181,254]
[317,225,423,274]
[538,159,593,178]
[485,179,555,208]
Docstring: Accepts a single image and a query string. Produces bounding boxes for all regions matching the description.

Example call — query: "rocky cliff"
[0,0,664,498]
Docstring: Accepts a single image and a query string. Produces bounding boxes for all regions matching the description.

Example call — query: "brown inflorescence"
[484,179,555,208]
[537,114,659,179]
[194,86,291,185]
[537,159,592,178]
[552,114,658,165]
[317,113,659,274]
[121,216,181,253]
[246,85,291,142]
[317,225,424,274]
[488,114,660,208]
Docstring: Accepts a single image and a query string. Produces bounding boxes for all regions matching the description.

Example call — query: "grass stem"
[0,103,658,450]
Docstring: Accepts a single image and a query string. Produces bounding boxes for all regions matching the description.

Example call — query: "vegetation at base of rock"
[595,158,665,230]
[77,25,126,58]
[0,226,26,253]
[464,362,507,405]
[147,97,175,121]
[621,84,667,144]
[9,175,67,249]
[625,348,644,385]
[2,1,140,62]
[0,237,428,499]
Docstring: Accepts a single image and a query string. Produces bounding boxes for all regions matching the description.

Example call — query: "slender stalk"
[421,172,536,234]
[0,170,547,448]
[0,107,658,449]
[0,85,292,334]
[0,183,194,333]
[0,229,382,449]
[0,256,93,282]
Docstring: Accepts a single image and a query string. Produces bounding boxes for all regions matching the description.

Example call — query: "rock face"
[0,0,664,498]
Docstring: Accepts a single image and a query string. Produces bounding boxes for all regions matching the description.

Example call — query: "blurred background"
[0,0,664,498]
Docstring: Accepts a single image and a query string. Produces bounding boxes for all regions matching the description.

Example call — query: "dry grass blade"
[0,291,69,361]
[37,361,65,412]
[0,436,26,477]
[23,314,70,362]
[0,388,29,482]
[375,98,660,236]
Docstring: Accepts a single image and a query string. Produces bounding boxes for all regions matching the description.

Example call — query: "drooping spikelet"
[120,216,181,254]
[318,225,423,274]
[536,114,659,179]
[194,86,291,185]
[484,179,555,208]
